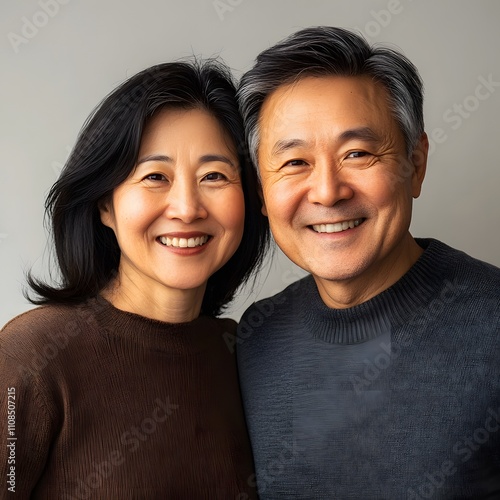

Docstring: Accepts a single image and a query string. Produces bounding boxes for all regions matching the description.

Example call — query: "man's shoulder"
[417,239,500,324]
[420,238,500,284]
[237,274,314,342]
[242,274,313,319]
[236,276,315,374]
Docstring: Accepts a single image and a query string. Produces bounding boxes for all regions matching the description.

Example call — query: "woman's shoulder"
[206,315,237,336]
[0,302,89,361]
[2,303,77,334]
[216,316,237,329]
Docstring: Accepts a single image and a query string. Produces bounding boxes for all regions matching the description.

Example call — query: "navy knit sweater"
[237,239,500,499]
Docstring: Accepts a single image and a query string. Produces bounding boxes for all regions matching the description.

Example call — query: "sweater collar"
[301,238,453,344]
[84,295,234,354]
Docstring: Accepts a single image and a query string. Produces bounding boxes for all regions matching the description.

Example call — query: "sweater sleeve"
[1,350,57,499]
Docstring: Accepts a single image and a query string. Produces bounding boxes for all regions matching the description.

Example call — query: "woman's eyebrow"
[199,154,236,168]
[137,154,236,168]
[136,154,172,165]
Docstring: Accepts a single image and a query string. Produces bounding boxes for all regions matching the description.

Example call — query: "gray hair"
[238,26,425,167]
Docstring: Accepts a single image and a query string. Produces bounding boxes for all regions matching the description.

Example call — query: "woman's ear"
[98,198,115,229]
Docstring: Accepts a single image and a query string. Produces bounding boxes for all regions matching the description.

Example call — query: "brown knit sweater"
[0,296,257,499]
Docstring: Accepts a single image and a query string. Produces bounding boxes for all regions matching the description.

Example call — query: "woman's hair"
[27,59,269,316]
[238,26,425,167]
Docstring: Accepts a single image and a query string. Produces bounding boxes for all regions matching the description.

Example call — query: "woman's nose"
[164,178,208,222]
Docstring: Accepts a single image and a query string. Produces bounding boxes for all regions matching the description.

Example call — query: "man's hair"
[238,26,424,166]
[27,59,269,316]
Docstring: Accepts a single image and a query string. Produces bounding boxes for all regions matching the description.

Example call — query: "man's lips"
[310,218,365,233]
[157,232,212,248]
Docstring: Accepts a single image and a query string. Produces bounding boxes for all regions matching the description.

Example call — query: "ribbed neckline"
[84,295,231,354]
[301,238,456,344]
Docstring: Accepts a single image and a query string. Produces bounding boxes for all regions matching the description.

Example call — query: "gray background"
[1,0,499,326]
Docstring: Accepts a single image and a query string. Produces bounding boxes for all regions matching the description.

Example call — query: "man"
[236,26,500,498]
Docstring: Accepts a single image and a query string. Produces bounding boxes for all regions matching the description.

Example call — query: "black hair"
[238,26,424,165]
[27,59,269,316]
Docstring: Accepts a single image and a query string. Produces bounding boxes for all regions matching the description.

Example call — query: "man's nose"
[307,161,354,206]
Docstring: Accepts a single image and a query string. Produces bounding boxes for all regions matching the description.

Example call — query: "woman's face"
[100,108,245,311]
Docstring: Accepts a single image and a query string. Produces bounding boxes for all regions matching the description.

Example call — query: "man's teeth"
[312,219,362,233]
[159,235,209,248]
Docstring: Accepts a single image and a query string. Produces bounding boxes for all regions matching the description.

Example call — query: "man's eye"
[144,173,167,182]
[284,159,307,167]
[346,151,369,159]
[203,172,227,181]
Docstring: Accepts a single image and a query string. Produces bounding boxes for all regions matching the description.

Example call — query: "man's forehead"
[260,75,386,121]
[255,74,407,162]
[258,75,391,137]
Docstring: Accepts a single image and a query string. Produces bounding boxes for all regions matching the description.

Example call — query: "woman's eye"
[203,172,227,182]
[144,173,167,182]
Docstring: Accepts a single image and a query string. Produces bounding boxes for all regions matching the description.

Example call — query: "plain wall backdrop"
[1,0,499,326]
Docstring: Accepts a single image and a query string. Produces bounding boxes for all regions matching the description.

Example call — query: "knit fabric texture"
[1,296,257,499]
[237,238,500,499]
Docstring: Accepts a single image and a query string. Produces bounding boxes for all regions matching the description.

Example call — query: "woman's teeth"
[159,235,209,248]
[312,219,362,233]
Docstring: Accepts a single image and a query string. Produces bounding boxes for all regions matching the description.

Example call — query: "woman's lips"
[158,234,211,248]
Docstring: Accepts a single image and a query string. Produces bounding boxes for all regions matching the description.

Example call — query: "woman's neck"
[101,275,206,324]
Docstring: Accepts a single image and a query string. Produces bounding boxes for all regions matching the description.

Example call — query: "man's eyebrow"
[271,139,308,157]
[136,154,236,168]
[270,128,380,157]
[338,127,380,143]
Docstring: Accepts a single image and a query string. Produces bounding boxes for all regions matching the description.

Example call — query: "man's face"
[257,75,427,307]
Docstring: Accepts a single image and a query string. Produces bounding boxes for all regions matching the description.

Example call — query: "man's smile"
[311,219,365,233]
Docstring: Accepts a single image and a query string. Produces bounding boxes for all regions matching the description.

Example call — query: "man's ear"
[411,132,428,199]
[98,197,115,229]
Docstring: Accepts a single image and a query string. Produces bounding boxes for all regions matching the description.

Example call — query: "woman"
[0,60,268,498]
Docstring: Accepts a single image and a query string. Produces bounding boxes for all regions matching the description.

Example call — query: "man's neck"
[314,236,424,309]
